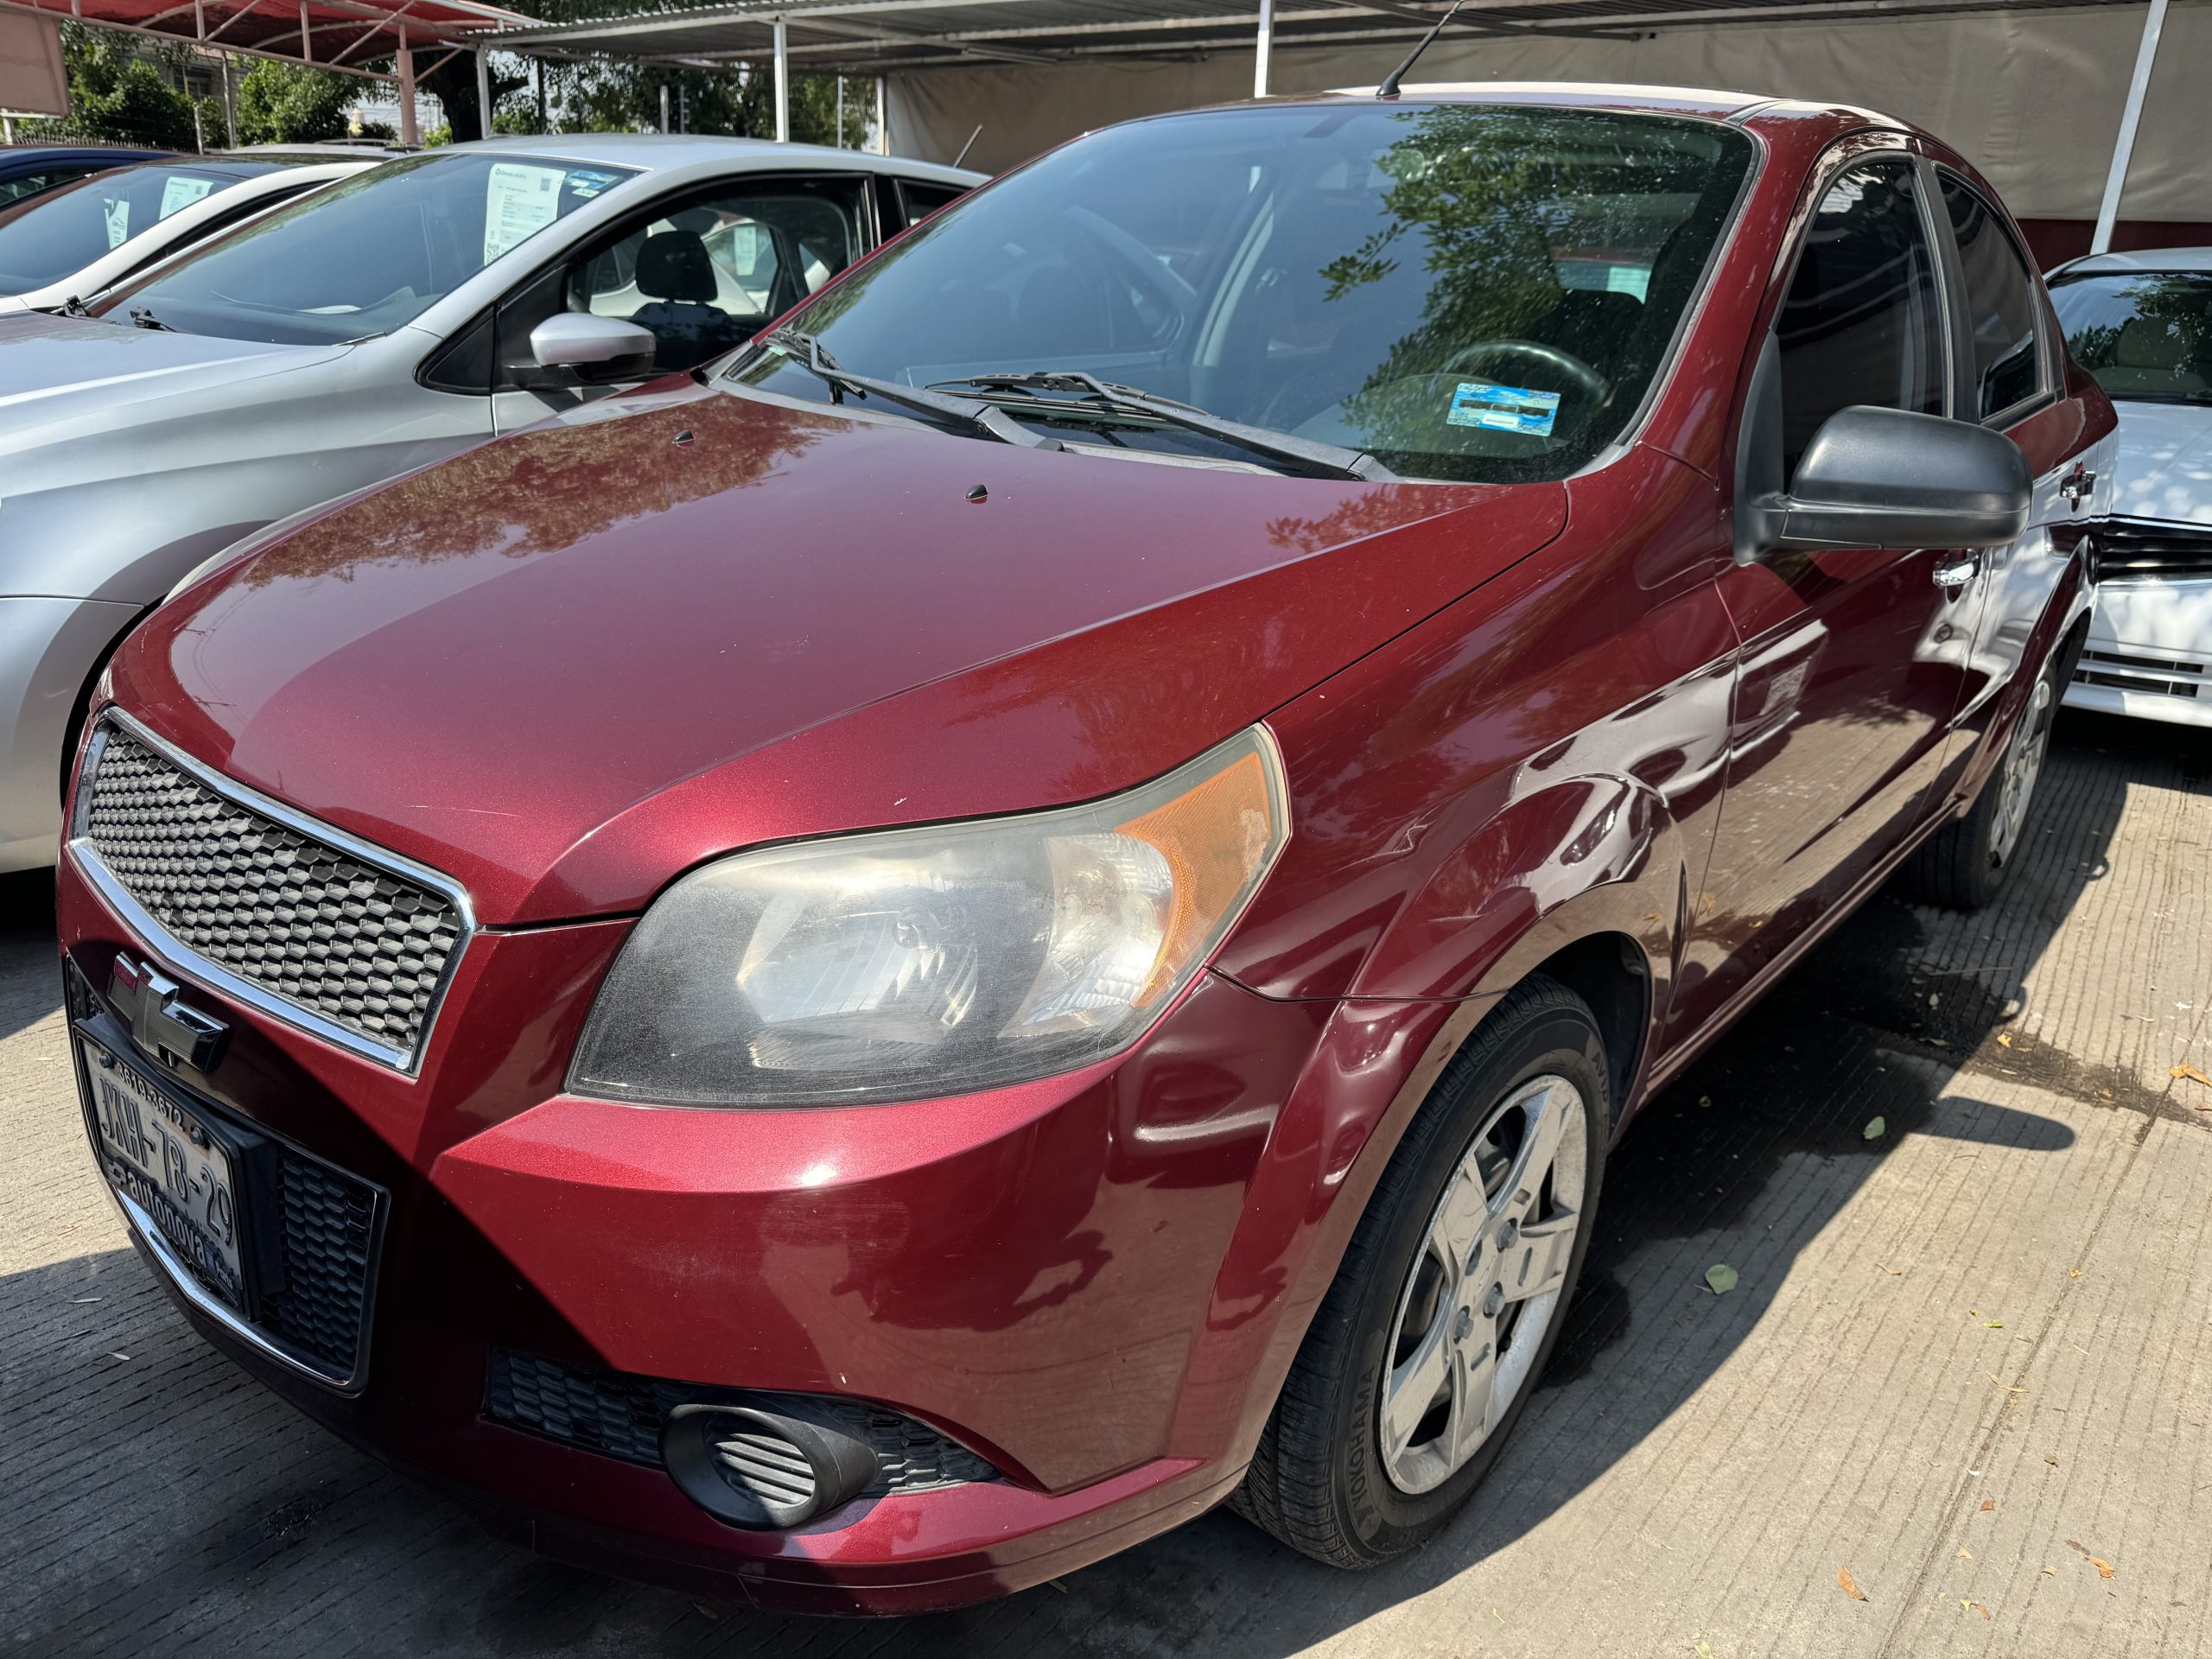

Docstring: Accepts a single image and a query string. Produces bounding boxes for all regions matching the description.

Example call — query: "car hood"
[112,382,1568,925]
[0,311,341,439]
[2110,397,2212,524]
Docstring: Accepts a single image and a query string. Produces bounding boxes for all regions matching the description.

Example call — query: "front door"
[1671,151,1977,1037]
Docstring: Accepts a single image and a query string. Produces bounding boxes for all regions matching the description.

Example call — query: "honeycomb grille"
[483,1350,1000,1495]
[258,1154,380,1374]
[80,728,464,1061]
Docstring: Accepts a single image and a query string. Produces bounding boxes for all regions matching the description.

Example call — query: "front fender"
[1354,773,1683,1014]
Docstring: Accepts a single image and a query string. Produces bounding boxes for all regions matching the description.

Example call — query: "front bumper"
[57,840,1376,1612]
[0,595,140,873]
[2061,582,2212,728]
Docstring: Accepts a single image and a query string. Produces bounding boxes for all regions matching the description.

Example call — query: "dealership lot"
[2,707,2203,1658]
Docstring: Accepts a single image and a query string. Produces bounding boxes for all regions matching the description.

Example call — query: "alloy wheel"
[1988,675,2055,868]
[1376,1074,1587,1496]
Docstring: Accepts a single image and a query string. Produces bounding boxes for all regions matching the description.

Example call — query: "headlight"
[569,727,1289,1108]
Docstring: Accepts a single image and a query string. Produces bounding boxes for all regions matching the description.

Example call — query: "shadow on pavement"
[0,868,58,1042]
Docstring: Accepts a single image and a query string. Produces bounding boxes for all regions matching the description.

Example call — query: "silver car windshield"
[105,151,637,346]
[0,163,273,295]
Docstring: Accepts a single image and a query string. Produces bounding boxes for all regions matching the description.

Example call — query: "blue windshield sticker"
[566,168,620,198]
[1448,380,1560,437]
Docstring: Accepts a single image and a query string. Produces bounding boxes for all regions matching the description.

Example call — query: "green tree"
[25,23,200,150]
[232,60,355,144]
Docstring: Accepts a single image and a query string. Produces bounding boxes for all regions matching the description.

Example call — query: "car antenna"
[1376,0,1467,100]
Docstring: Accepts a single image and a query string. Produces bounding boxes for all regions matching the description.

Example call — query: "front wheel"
[1904,652,2061,910]
[1232,977,1607,1567]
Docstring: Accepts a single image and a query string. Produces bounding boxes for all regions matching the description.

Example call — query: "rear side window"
[1775,158,1947,480]
[1940,175,2046,420]
[897,179,966,225]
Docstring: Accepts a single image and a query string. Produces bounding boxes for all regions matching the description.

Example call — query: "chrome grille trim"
[67,709,476,1076]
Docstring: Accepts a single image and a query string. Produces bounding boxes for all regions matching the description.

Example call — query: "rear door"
[1920,163,2110,807]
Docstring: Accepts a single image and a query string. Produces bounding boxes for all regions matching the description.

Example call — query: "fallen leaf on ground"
[1698,1095,1713,1109]
[2069,1268,2082,1278]
[1999,1033,2014,1047]
[1985,1319,2005,1328]
[1878,1265,1904,1275]
[1838,1567,1868,1602]
[1976,1604,1992,1619]
[1958,1547,1973,1560]
[1864,1116,1887,1140]
[1980,1498,1996,1512]
[2045,1454,2059,1466]
[2043,1567,2056,1575]
[2066,1541,2114,1578]
[1705,1263,1738,1294]
[2173,1063,2212,1089]
[1694,1643,1715,1659]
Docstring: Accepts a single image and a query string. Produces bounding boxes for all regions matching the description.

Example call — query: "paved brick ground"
[3,709,2208,1657]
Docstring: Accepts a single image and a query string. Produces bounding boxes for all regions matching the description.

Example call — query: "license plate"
[82,1038,248,1310]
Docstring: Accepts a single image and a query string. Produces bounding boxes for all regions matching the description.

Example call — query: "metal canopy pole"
[475,45,492,137]
[1253,0,1274,96]
[2091,0,2169,255]
[772,14,790,142]
[874,73,886,155]
[396,26,418,143]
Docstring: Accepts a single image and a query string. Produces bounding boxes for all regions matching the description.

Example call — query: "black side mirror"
[1732,339,2032,563]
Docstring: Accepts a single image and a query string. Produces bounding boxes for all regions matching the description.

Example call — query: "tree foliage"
[232,60,356,145]
[22,24,211,151]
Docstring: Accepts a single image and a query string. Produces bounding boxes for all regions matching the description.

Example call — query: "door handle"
[1933,556,1979,592]
[2060,465,2095,509]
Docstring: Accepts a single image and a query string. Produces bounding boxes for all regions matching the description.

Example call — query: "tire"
[1232,976,1608,1568]
[1904,649,2062,910]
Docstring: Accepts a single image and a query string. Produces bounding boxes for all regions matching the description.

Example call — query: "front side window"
[1941,174,2046,420]
[0,163,264,295]
[728,104,1755,483]
[103,152,635,345]
[2049,269,2212,405]
[495,175,868,381]
[1775,159,1947,480]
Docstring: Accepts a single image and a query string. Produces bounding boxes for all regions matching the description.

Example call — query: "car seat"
[627,229,747,372]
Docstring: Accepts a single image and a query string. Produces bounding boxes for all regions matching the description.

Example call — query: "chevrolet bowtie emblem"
[109,956,228,1073]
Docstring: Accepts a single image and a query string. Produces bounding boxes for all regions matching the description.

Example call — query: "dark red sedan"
[58,84,2111,1613]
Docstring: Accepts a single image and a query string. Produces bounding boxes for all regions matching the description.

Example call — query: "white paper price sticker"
[159,175,215,219]
[483,162,566,263]
[104,197,131,249]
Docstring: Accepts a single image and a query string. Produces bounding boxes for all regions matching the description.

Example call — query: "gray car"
[0,134,980,873]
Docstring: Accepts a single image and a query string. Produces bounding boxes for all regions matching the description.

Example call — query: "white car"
[2047,247,2212,726]
[0,152,385,315]
[0,135,981,874]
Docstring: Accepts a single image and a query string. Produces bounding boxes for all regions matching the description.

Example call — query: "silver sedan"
[0,133,980,872]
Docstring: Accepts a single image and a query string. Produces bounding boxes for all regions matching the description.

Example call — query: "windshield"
[0,164,270,295]
[728,103,1753,482]
[2050,270,2212,404]
[104,151,636,345]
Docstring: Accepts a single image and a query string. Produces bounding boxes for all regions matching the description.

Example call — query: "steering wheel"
[1065,205,1197,329]
[1442,339,1611,407]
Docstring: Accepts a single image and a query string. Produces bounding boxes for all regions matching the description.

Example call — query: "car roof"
[442,131,984,185]
[2049,246,2212,277]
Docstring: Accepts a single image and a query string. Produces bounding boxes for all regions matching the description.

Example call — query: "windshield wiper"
[928,370,1395,482]
[57,295,91,318]
[761,329,1059,452]
[128,307,174,333]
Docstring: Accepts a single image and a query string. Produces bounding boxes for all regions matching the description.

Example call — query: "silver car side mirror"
[528,313,658,383]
